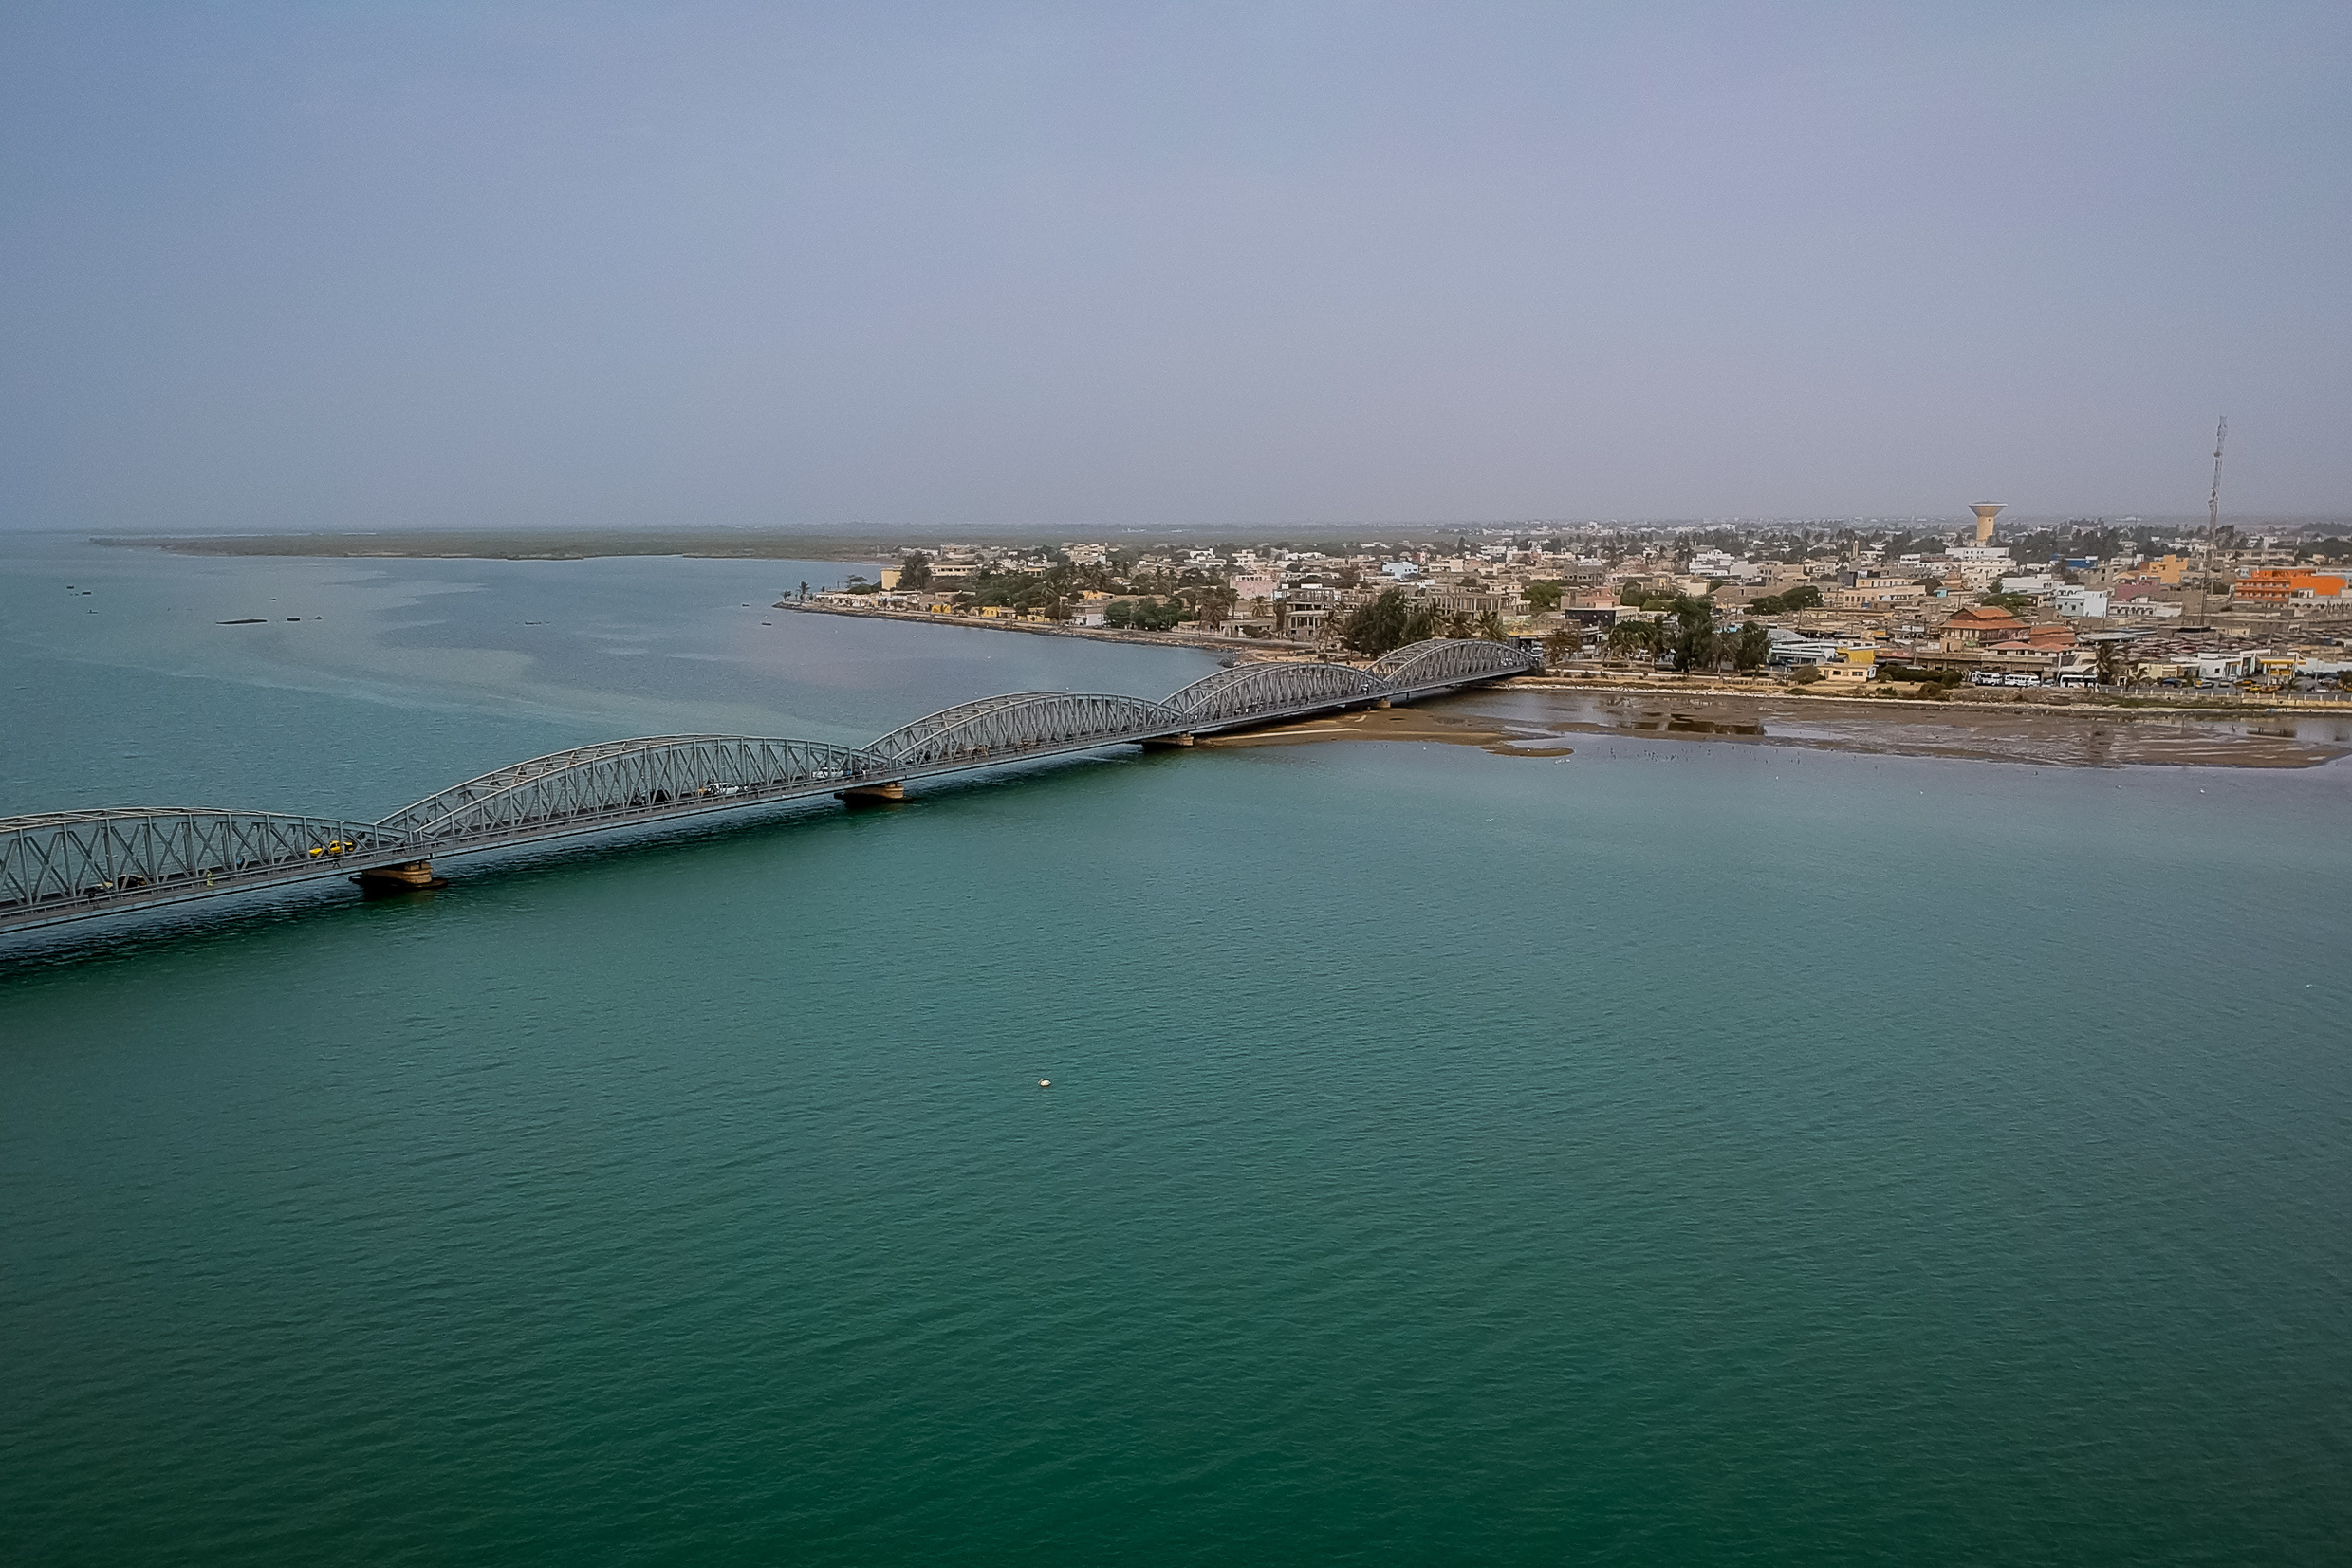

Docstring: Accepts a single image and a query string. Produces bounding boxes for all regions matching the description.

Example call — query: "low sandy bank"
[1222,685,2352,770]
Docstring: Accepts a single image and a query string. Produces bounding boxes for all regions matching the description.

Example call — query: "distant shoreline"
[87,522,1487,562]
[94,530,898,563]
[775,599,1288,655]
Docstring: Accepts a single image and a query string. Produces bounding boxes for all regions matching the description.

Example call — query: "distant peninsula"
[95,529,904,562]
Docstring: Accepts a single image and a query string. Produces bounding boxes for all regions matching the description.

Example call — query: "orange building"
[1940,605,2026,645]
[2232,570,2348,604]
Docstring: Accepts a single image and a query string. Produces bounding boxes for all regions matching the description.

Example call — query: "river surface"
[4,536,2348,1564]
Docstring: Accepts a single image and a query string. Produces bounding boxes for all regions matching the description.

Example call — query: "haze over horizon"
[4,3,2346,535]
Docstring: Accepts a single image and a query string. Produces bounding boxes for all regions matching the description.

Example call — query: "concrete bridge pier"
[835,781,906,805]
[1141,733,1195,748]
[353,860,446,894]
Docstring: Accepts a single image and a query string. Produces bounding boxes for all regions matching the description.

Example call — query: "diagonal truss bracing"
[379,736,891,842]
[866,692,1193,768]
[0,810,409,921]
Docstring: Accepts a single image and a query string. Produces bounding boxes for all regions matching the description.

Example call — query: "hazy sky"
[3,3,2346,532]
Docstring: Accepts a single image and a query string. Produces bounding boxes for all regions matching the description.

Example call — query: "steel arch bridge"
[2,638,1531,936]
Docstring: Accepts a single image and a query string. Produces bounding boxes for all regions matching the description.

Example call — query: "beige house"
[1818,648,1877,684]
[1835,575,1926,610]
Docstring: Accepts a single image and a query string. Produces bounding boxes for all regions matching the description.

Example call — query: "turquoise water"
[5,538,2349,1563]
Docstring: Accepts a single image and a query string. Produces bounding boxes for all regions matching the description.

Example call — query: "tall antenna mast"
[2195,416,2226,627]
[2209,416,2227,537]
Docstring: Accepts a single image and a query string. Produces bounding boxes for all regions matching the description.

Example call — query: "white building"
[1688,550,1761,582]
[2188,650,2265,682]
[2052,588,2110,618]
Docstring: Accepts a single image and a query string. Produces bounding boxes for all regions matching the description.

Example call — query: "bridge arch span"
[1368,637,1535,688]
[1167,661,1385,725]
[866,692,1192,769]
[378,736,888,843]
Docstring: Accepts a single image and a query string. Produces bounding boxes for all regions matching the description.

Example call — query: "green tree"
[1544,628,1579,669]
[1732,620,1770,672]
[1524,580,1565,612]
[1669,598,1715,671]
[1790,664,1824,684]
[898,551,934,589]
[1340,589,1412,656]
[1749,584,1823,615]
[1605,619,1663,660]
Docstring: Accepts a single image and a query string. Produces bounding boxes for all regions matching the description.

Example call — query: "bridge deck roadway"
[1,641,1529,937]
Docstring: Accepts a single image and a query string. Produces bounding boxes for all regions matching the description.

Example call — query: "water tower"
[1970,503,2006,545]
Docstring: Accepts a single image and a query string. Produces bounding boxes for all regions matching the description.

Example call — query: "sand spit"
[1224,687,2352,769]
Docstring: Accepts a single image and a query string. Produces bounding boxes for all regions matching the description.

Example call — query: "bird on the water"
[1039,1079,1050,1088]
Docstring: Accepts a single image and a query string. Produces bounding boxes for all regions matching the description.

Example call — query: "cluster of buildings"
[799,512,2352,692]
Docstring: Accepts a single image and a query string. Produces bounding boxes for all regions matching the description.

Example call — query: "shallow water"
[5,538,2348,1564]
[1454,686,2352,768]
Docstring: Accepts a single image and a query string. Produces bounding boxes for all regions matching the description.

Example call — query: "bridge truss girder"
[1168,660,1387,725]
[0,809,410,928]
[380,735,889,844]
[867,692,1194,768]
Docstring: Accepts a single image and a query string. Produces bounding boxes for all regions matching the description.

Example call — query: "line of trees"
[1746,584,1822,615]
[1603,599,1770,673]
[1332,588,1509,657]
[1335,589,1440,655]
[1103,597,1183,631]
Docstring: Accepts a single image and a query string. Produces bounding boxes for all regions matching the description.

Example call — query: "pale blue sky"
[2,2,2345,531]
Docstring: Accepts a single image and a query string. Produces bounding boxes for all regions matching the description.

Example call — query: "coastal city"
[9,6,2351,1565]
[792,505,2352,699]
